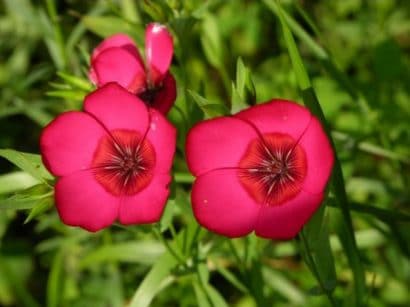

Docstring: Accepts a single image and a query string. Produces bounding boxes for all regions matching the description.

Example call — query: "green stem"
[300,231,338,307]
[174,172,195,183]
[152,226,186,266]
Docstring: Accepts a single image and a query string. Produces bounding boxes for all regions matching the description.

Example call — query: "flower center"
[238,133,307,206]
[137,86,161,105]
[91,129,155,196]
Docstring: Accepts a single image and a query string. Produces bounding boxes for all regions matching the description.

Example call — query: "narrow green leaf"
[275,4,310,90]
[37,8,65,69]
[79,241,165,268]
[193,281,212,307]
[303,205,337,292]
[263,0,372,115]
[188,90,229,118]
[200,14,224,69]
[0,184,53,211]
[273,2,366,305]
[236,57,247,97]
[46,249,64,307]
[232,57,256,112]
[56,71,93,91]
[128,251,178,307]
[0,172,39,194]
[46,90,86,101]
[262,267,306,305]
[214,262,248,293]
[231,82,248,113]
[121,0,139,23]
[82,15,141,40]
[205,284,229,307]
[24,197,54,223]
[328,200,410,222]
[0,149,53,183]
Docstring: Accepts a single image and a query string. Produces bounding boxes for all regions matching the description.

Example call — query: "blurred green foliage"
[0,0,409,306]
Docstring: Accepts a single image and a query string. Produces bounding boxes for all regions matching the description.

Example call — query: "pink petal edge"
[186,116,258,176]
[255,190,324,240]
[235,99,312,141]
[91,33,140,62]
[145,23,173,86]
[191,169,260,238]
[299,117,334,194]
[84,83,150,134]
[118,173,171,224]
[40,111,107,177]
[55,171,119,232]
[91,47,146,93]
[145,108,176,173]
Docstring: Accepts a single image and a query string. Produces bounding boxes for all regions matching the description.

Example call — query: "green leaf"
[188,90,229,118]
[262,0,372,115]
[128,250,178,307]
[0,184,53,211]
[235,57,256,108]
[274,4,310,90]
[159,199,178,232]
[24,196,53,223]
[302,205,337,293]
[82,15,142,41]
[47,249,64,307]
[37,8,66,70]
[46,90,87,101]
[56,71,93,91]
[262,267,306,305]
[231,82,247,113]
[0,149,53,183]
[0,172,39,194]
[272,2,366,305]
[79,241,165,268]
[193,281,212,307]
[140,0,173,22]
[200,13,225,69]
[214,262,248,294]
[205,284,229,307]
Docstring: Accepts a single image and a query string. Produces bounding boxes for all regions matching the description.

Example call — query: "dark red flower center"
[137,86,162,105]
[91,129,155,196]
[238,133,307,206]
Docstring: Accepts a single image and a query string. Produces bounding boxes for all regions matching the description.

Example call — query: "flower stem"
[174,172,195,183]
[152,226,186,266]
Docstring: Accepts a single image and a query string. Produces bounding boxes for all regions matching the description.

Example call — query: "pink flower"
[40,83,176,231]
[89,23,176,114]
[186,100,334,240]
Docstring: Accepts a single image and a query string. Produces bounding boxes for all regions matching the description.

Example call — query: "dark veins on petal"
[238,133,307,206]
[91,129,155,196]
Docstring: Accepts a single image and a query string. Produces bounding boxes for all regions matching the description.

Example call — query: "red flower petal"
[191,169,260,238]
[84,83,149,134]
[145,23,173,86]
[55,171,119,232]
[91,33,141,63]
[91,47,146,93]
[235,100,312,140]
[145,108,176,173]
[150,73,177,114]
[186,117,258,176]
[255,191,324,240]
[299,117,334,194]
[40,111,106,177]
[118,174,171,224]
